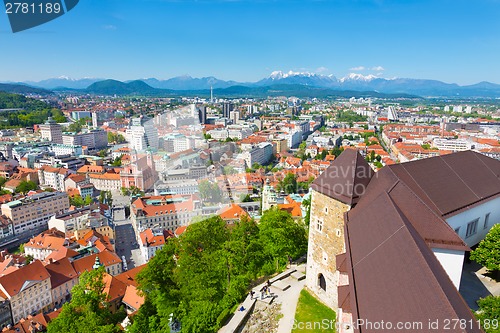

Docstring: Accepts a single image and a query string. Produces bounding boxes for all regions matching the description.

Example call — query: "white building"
[126,117,159,152]
[433,138,472,151]
[62,129,108,150]
[287,130,303,149]
[139,228,165,262]
[49,144,83,157]
[242,142,273,167]
[38,165,73,192]
[39,118,63,144]
[131,194,202,233]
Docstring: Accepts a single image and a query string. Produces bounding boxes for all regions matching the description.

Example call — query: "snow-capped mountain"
[339,73,378,82]
[23,76,103,89]
[12,71,500,97]
[256,71,338,87]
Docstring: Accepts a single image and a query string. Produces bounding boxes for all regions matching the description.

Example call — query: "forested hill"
[0,92,66,128]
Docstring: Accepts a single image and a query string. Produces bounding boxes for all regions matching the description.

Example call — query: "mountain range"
[3,71,500,97]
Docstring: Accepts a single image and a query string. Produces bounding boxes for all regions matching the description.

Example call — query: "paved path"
[276,265,306,333]
[460,261,500,311]
[220,264,306,333]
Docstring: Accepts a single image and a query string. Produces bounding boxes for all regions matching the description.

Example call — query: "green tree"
[475,295,500,333]
[471,224,500,273]
[259,207,308,271]
[198,180,222,203]
[47,267,124,333]
[98,149,108,158]
[111,156,122,167]
[277,173,298,195]
[240,194,252,203]
[15,180,37,194]
[0,176,7,190]
[107,132,126,144]
[302,196,311,227]
[25,254,34,264]
[84,195,94,206]
[223,165,237,175]
[129,214,303,333]
[70,195,85,207]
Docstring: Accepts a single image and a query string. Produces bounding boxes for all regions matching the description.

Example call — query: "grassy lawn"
[292,289,336,332]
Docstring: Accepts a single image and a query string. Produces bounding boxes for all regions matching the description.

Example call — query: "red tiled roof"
[72,250,121,275]
[45,257,78,288]
[0,260,50,297]
[218,204,249,220]
[115,264,146,288]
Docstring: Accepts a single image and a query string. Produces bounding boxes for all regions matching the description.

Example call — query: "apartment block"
[1,192,70,236]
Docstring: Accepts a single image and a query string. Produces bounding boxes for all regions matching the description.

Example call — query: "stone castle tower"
[305,149,373,309]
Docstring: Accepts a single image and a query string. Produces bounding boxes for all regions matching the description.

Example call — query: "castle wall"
[306,189,350,309]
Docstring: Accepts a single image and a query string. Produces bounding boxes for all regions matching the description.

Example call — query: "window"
[484,213,491,229]
[316,219,323,232]
[466,219,479,238]
[318,273,326,291]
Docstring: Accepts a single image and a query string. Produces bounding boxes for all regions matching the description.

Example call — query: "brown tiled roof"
[360,167,469,251]
[277,202,302,218]
[89,173,121,181]
[387,150,500,216]
[344,192,481,332]
[44,247,79,262]
[218,204,249,220]
[3,313,50,333]
[175,226,187,236]
[0,260,50,297]
[67,173,87,183]
[72,250,121,275]
[77,165,105,174]
[115,264,146,288]
[122,285,145,311]
[103,273,127,302]
[45,257,78,288]
[311,148,373,205]
[139,229,165,248]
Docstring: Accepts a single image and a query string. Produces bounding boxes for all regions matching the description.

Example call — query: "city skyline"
[0,0,499,84]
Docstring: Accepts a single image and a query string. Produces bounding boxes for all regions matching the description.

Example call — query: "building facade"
[1,192,70,236]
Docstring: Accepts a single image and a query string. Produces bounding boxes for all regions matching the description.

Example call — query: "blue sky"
[0,0,499,84]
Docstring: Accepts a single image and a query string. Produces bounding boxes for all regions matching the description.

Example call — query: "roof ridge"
[386,178,468,249]
[439,154,481,200]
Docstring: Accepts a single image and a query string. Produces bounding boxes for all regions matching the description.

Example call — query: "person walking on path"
[260,285,267,299]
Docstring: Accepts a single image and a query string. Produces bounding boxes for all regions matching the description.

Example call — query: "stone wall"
[305,189,350,309]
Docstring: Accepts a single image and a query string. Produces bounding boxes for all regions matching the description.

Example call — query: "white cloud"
[350,66,366,71]
[316,66,329,73]
[103,25,117,30]
[371,66,385,71]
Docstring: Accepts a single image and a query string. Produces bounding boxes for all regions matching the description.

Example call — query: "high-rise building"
[126,117,159,152]
[92,112,98,128]
[39,117,63,144]
[198,106,207,125]
[222,102,234,118]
